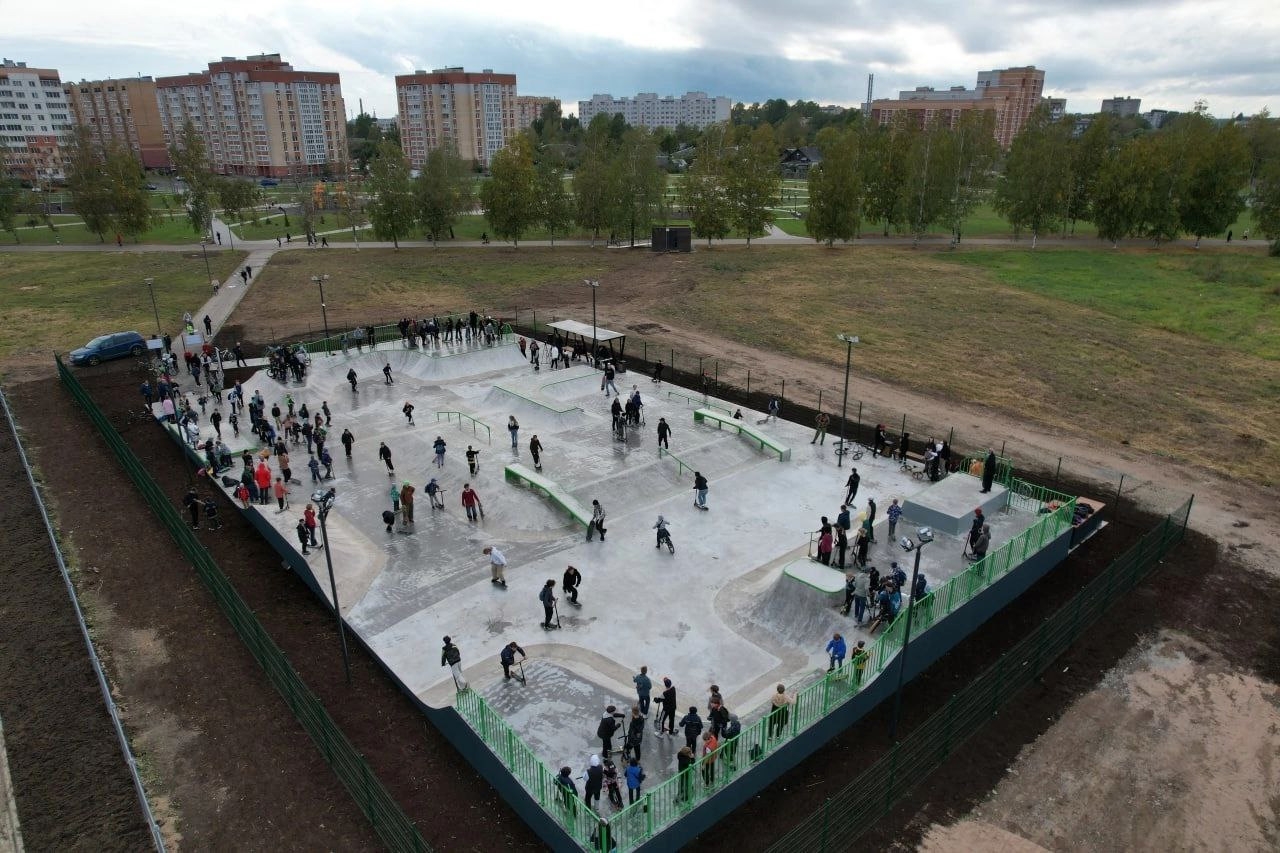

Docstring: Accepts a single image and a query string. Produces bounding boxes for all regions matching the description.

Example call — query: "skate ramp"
[746,564,849,645]
[539,368,605,401]
[902,473,1008,536]
[477,385,588,433]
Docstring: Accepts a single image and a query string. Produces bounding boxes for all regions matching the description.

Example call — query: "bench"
[693,408,791,461]
[503,463,592,528]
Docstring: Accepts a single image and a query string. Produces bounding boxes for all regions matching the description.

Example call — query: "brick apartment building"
[869,66,1046,148]
[396,67,518,168]
[156,54,347,177]
[64,76,168,168]
[515,95,557,131]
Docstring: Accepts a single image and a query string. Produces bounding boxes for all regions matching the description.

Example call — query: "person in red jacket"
[303,503,318,547]
[461,483,482,522]
[254,461,272,505]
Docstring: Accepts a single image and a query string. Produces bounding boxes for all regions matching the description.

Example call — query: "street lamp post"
[199,239,213,281]
[836,334,860,467]
[583,279,600,365]
[313,487,352,684]
[143,276,162,337]
[311,274,331,353]
[889,526,933,739]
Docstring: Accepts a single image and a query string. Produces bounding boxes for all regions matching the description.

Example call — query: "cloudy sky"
[5,0,1277,119]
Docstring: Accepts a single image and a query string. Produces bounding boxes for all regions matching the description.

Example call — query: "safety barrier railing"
[665,388,733,415]
[56,356,432,853]
[958,453,1013,486]
[436,411,492,444]
[764,493,1193,851]
[657,446,696,477]
[293,315,513,356]
[1004,478,1076,514]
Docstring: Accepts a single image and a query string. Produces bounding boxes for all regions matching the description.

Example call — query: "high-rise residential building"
[515,95,557,131]
[870,66,1046,148]
[395,67,517,168]
[1044,97,1068,122]
[1101,96,1141,118]
[156,54,347,177]
[1142,109,1170,129]
[0,58,72,182]
[577,92,731,130]
[64,76,168,168]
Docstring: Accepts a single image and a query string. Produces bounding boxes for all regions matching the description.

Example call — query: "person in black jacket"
[583,755,603,810]
[183,488,201,529]
[555,766,578,817]
[499,641,526,679]
[679,706,704,752]
[597,705,625,756]
[656,417,671,449]
[981,449,997,493]
[623,705,645,762]
[563,565,582,604]
[707,701,730,738]
[655,678,677,734]
[441,636,467,690]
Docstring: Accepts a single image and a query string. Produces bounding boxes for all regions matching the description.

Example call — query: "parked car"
[260,178,280,187]
[145,183,159,190]
[70,331,147,366]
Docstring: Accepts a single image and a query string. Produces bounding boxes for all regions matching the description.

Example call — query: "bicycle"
[833,439,864,461]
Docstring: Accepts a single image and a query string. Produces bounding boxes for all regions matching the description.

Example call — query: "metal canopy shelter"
[545,320,628,364]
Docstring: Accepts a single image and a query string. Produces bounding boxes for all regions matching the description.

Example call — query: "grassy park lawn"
[0,250,246,375]
[4,216,206,246]
[228,244,1279,485]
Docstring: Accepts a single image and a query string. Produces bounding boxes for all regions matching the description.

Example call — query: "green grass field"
[0,250,246,375]
[4,216,208,246]
[225,244,1279,485]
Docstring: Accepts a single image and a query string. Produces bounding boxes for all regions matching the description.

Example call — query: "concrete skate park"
[163,329,1084,850]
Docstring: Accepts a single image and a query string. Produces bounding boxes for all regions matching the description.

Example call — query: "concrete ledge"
[504,463,592,527]
[782,559,846,593]
[693,408,791,461]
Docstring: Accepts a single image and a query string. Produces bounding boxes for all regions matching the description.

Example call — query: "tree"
[365,140,415,248]
[609,128,665,246]
[103,142,154,242]
[993,106,1072,246]
[681,125,732,246]
[415,143,473,246]
[1254,161,1280,240]
[805,127,861,246]
[480,134,539,246]
[1063,114,1112,235]
[169,121,216,237]
[1134,132,1183,246]
[0,176,21,243]
[863,115,914,236]
[535,160,575,246]
[945,110,998,241]
[1092,140,1146,246]
[725,125,779,245]
[573,115,618,246]
[1178,120,1249,246]
[216,176,261,232]
[900,120,955,245]
[63,125,114,241]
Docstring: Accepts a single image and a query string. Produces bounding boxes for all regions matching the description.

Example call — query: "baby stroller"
[202,498,223,530]
[603,758,624,808]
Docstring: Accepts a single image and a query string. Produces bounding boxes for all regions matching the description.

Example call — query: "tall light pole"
[143,277,162,337]
[311,274,331,353]
[312,487,352,684]
[199,239,215,289]
[889,526,933,739]
[836,334,860,467]
[583,279,600,365]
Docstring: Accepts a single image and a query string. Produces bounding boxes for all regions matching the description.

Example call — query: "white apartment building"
[577,91,731,130]
[0,58,72,182]
[396,68,517,168]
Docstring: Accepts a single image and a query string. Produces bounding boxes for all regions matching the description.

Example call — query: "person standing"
[845,468,860,505]
[656,417,671,450]
[866,497,877,542]
[182,488,201,529]
[484,545,507,586]
[679,707,704,753]
[307,454,321,483]
[346,368,358,392]
[529,435,543,471]
[651,360,664,383]
[676,747,695,802]
[826,632,847,671]
[322,401,332,426]
[768,684,792,739]
[598,705,625,757]
[233,341,247,367]
[603,363,619,397]
[693,471,709,510]
[508,416,519,450]
[583,756,603,811]
[623,705,645,762]
[811,412,829,444]
[701,731,719,787]
[388,482,401,515]
[303,503,318,546]
[499,641,526,680]
[633,666,653,716]
[539,579,557,627]
[816,523,833,565]
[441,636,468,690]
[254,461,272,504]
[625,757,645,805]
[587,500,606,541]
[563,565,582,604]
[378,441,394,474]
[382,362,394,385]
[296,517,310,555]
[852,640,869,685]
[402,401,415,425]
[721,713,742,769]
[886,498,902,542]
[981,449,998,493]
[273,477,288,512]
[466,445,480,475]
[341,428,354,458]
[433,436,447,468]
[853,570,871,623]
[400,482,415,526]
[461,483,481,521]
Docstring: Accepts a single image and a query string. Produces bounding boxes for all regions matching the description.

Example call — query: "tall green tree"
[1092,139,1146,246]
[993,106,1072,247]
[1063,113,1112,235]
[805,126,861,246]
[863,115,914,236]
[480,134,539,246]
[1134,132,1184,245]
[1178,120,1249,246]
[609,128,665,246]
[414,143,473,246]
[1254,161,1280,240]
[0,176,24,243]
[945,110,998,241]
[64,125,114,241]
[680,125,732,246]
[1242,109,1280,187]
[725,125,779,245]
[535,160,575,246]
[900,120,955,244]
[103,142,154,242]
[215,176,261,232]
[364,140,415,248]
[169,121,216,237]
[573,115,618,247]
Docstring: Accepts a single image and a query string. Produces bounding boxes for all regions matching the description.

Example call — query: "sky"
[5,0,1278,120]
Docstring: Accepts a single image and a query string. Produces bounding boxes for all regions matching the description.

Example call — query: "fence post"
[643,341,647,362]
[1055,456,1062,482]
[900,413,906,437]
[747,369,751,394]
[817,389,822,414]
[999,439,1005,456]
[781,380,785,406]
[671,347,674,369]
[855,401,862,444]
[698,356,703,377]
[1113,474,1125,521]
[715,360,719,383]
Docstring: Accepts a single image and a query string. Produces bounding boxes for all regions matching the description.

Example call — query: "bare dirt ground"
[919,630,1280,853]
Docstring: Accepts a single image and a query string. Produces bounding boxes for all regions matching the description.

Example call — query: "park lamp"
[312,486,337,513]
[899,527,933,551]
[836,334,860,468]
[309,485,350,684]
[889,525,932,739]
[583,279,601,359]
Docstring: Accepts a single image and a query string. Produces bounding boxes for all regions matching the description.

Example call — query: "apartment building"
[577,91,731,130]
[1044,97,1067,122]
[396,67,517,168]
[64,76,167,168]
[515,95,557,131]
[870,66,1046,148]
[0,58,72,182]
[156,54,347,177]
[1101,96,1141,118]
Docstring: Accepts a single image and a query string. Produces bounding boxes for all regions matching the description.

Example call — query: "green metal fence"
[763,494,1194,852]
[292,315,513,356]
[446,475,1076,851]
[56,356,432,853]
